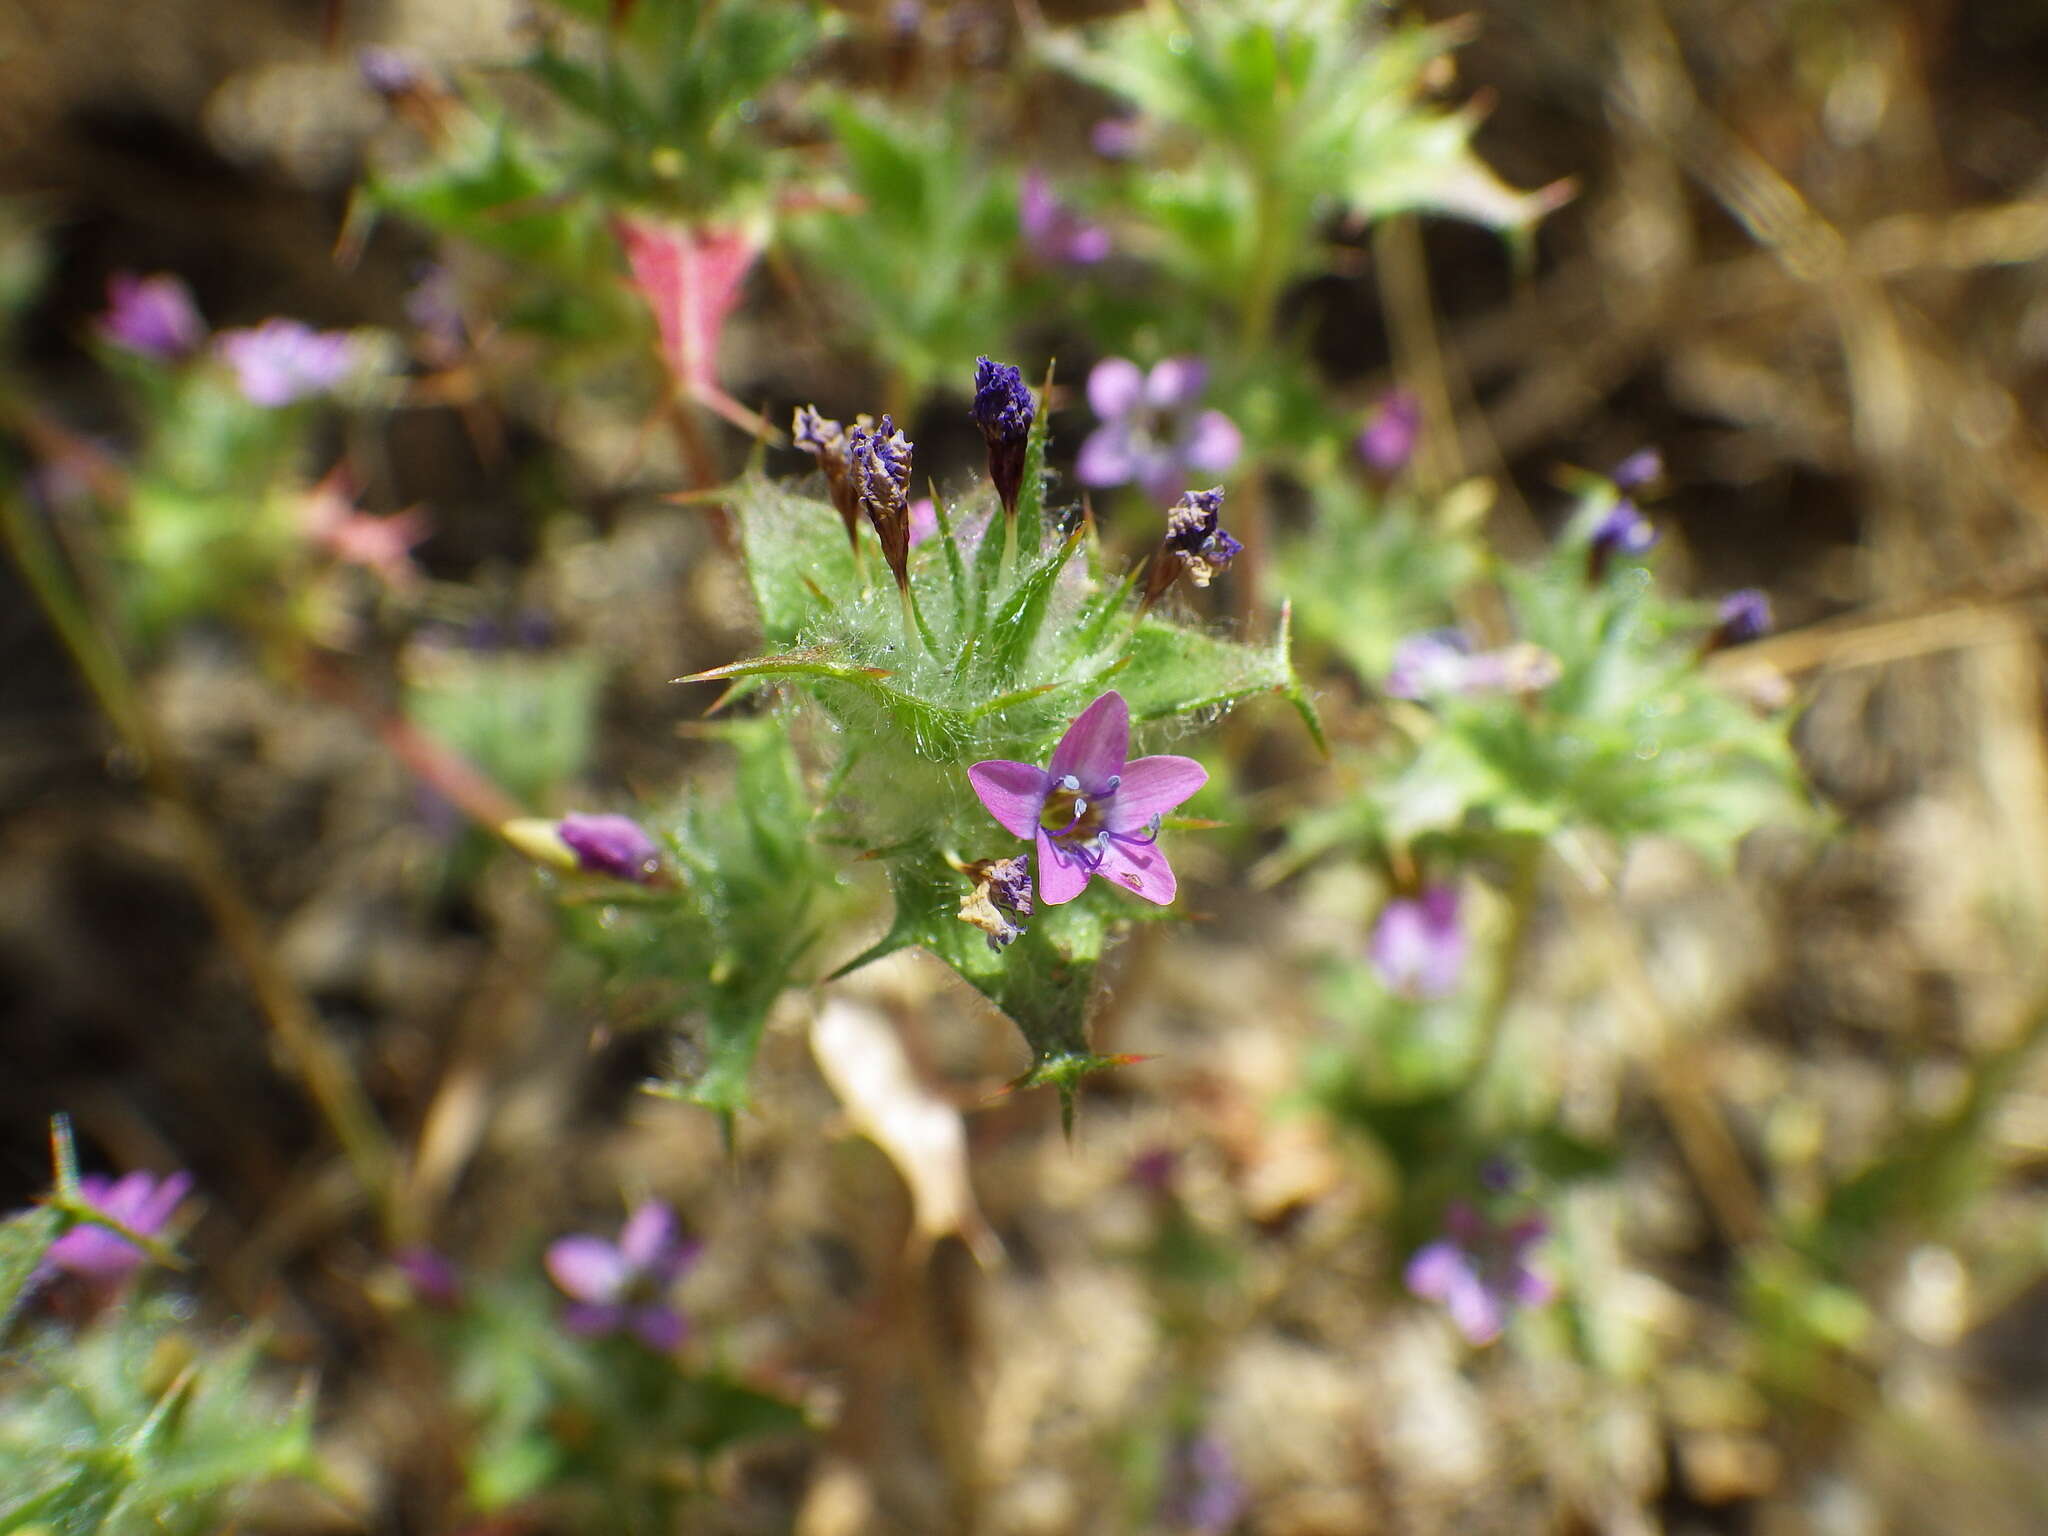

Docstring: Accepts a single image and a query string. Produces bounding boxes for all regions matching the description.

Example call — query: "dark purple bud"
[1713,587,1773,647]
[1127,1145,1179,1194]
[849,414,914,591]
[558,812,661,882]
[972,356,1035,519]
[98,273,205,361]
[1145,486,1239,609]
[1611,447,1664,491]
[395,1245,465,1309]
[793,405,862,553]
[1356,390,1420,479]
[1587,499,1658,582]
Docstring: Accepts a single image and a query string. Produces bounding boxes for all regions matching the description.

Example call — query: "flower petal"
[545,1235,627,1304]
[1098,836,1177,904]
[1075,424,1138,488]
[1108,755,1206,829]
[1403,1240,1467,1301]
[617,1201,677,1273]
[133,1171,193,1235]
[1036,830,1091,906]
[1181,409,1243,475]
[1445,1270,1506,1345]
[560,1301,627,1338]
[1048,691,1129,790]
[1146,356,1207,410]
[1087,356,1146,421]
[631,1305,688,1352]
[969,760,1050,839]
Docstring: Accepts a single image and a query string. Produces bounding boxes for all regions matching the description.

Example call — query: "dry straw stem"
[0,490,402,1240]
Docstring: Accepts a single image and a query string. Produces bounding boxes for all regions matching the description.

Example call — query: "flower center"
[1039,773,1117,842]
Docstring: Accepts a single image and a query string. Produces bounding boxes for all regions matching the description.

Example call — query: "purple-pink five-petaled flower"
[545,1201,699,1352]
[98,274,206,361]
[1369,885,1466,1000]
[216,318,357,407]
[1077,358,1241,506]
[969,691,1205,907]
[41,1169,192,1287]
[1405,1200,1555,1346]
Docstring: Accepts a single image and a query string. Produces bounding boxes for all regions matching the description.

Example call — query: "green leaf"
[980,527,1084,688]
[729,472,863,647]
[1011,363,1054,563]
[0,1205,61,1334]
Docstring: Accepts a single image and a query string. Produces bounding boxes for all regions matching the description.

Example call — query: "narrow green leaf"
[1011,362,1054,565]
[981,527,1084,688]
[0,1205,61,1334]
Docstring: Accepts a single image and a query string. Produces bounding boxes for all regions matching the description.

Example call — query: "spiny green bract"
[0,1296,318,1535]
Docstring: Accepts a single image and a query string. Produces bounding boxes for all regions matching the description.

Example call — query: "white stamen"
[1058,774,1080,792]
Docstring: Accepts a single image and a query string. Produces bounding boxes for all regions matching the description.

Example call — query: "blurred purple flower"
[42,1170,192,1287]
[1384,630,1473,700]
[1611,447,1663,491]
[216,319,356,407]
[98,273,205,361]
[1127,1145,1180,1195]
[1019,170,1111,266]
[395,1245,464,1309]
[908,496,939,546]
[1077,358,1241,505]
[1356,390,1420,479]
[546,1201,699,1351]
[969,690,1206,907]
[1158,1430,1248,1534]
[1384,630,1562,702]
[1405,1201,1554,1346]
[558,813,661,883]
[1089,115,1143,159]
[1586,495,1658,583]
[1370,885,1466,1000]
[1715,587,1773,646]
[357,45,422,97]
[404,264,467,361]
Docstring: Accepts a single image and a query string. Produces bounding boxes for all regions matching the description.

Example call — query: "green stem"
[1466,842,1542,1091]
[1,491,402,1239]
